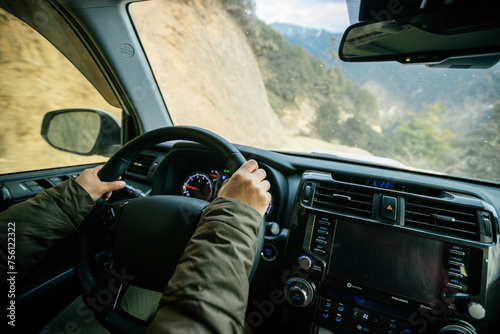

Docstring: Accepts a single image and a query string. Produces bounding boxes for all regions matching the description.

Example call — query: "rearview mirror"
[41,108,121,157]
[339,1,500,68]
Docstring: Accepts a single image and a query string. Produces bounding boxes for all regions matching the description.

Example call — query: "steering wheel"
[74,126,264,334]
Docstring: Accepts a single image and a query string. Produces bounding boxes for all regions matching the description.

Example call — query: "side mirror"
[41,108,121,157]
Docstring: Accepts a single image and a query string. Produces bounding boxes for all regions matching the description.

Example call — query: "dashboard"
[1,142,499,334]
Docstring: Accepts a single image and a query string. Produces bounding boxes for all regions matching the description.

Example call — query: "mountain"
[271,22,500,132]
[270,22,342,65]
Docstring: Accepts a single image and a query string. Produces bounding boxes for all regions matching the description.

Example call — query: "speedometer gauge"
[182,172,213,200]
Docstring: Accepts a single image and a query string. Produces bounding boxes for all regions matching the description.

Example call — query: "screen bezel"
[323,218,446,309]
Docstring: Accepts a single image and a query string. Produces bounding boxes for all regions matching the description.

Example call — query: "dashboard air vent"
[405,198,478,240]
[127,154,157,177]
[312,181,373,218]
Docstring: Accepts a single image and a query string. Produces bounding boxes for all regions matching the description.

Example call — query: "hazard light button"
[380,195,397,221]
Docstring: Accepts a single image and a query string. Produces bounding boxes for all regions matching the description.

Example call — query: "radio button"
[449,255,465,263]
[446,283,463,290]
[317,229,329,235]
[318,219,331,226]
[448,260,464,267]
[315,238,327,245]
[314,248,326,255]
[447,271,464,278]
[449,249,465,256]
[298,255,313,270]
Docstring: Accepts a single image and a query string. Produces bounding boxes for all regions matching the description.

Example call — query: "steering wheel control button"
[261,244,277,261]
[298,255,313,270]
[380,195,397,221]
[284,277,315,307]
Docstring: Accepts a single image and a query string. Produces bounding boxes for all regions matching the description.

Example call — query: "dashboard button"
[449,249,466,256]
[447,271,464,278]
[321,298,334,311]
[332,301,351,315]
[446,283,463,290]
[380,317,402,332]
[315,238,327,245]
[298,255,313,270]
[319,219,331,226]
[261,244,277,261]
[314,248,326,255]
[380,195,397,221]
[350,321,379,333]
[352,307,379,324]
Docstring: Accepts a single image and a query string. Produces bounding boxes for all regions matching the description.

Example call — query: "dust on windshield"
[130,0,500,183]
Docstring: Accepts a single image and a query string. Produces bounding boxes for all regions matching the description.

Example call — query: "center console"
[281,172,499,334]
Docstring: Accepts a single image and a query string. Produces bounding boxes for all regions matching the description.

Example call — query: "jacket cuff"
[44,178,95,228]
[200,197,263,245]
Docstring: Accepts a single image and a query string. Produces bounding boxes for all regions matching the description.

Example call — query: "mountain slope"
[272,22,500,133]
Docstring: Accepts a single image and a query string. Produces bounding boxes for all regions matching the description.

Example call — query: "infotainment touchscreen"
[327,220,444,304]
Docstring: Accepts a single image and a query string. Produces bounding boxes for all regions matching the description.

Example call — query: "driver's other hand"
[217,160,271,216]
[76,165,126,202]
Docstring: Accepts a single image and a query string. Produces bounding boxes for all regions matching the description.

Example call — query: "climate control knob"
[284,277,315,307]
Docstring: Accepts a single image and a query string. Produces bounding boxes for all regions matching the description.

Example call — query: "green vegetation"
[461,103,500,181]
[222,0,500,182]
[222,0,381,144]
[394,103,460,171]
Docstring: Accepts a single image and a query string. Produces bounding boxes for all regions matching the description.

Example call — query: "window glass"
[130,0,500,182]
[0,8,122,174]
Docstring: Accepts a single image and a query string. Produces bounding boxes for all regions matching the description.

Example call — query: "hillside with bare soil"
[0,9,121,173]
[130,0,369,154]
[1,0,369,175]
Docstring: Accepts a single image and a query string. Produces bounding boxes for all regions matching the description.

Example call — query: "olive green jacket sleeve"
[0,179,95,281]
[146,197,263,334]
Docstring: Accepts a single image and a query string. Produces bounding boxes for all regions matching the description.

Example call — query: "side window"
[0,8,122,174]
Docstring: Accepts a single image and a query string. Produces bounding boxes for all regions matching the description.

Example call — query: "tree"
[394,103,459,171]
[461,103,500,181]
[312,102,340,141]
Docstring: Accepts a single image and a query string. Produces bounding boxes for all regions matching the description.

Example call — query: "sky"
[253,0,354,33]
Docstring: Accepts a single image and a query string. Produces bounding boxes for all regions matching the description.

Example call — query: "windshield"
[129,0,500,183]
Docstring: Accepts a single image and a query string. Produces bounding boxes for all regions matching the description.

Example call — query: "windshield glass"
[130,0,500,183]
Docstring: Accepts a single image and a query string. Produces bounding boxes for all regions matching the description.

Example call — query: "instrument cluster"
[181,169,231,201]
[180,168,274,216]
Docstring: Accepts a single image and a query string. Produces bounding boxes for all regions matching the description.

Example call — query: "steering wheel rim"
[74,126,264,334]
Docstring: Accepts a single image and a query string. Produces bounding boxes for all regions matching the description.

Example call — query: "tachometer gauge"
[210,169,219,183]
[182,172,213,200]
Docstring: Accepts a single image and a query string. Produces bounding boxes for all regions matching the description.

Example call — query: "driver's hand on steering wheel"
[217,159,271,216]
[76,165,126,202]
